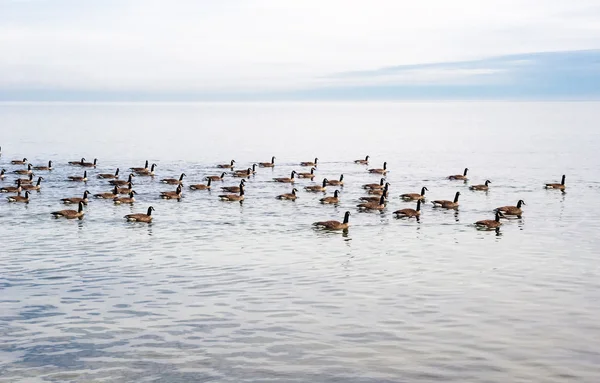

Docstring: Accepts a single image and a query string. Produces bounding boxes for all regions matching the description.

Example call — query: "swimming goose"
[258,156,276,167]
[22,177,44,191]
[359,189,389,203]
[15,173,35,185]
[475,211,504,229]
[354,155,369,165]
[1,180,21,193]
[130,160,149,172]
[0,169,5,179]
[206,172,227,181]
[448,168,469,180]
[495,200,525,218]
[219,184,244,201]
[297,168,316,179]
[110,173,135,186]
[221,179,245,193]
[52,201,85,219]
[276,188,298,200]
[7,191,30,203]
[320,190,340,204]
[232,168,253,178]
[189,178,212,190]
[368,162,387,174]
[98,168,119,179]
[313,211,351,230]
[432,192,461,209]
[68,158,86,166]
[113,191,137,204]
[161,173,186,185]
[94,186,119,199]
[61,190,91,205]
[545,175,566,190]
[305,178,328,192]
[394,200,421,219]
[363,178,386,190]
[125,206,154,223]
[33,161,53,171]
[81,158,98,168]
[117,182,134,194]
[400,187,428,201]
[160,184,183,200]
[469,180,491,191]
[368,183,389,195]
[13,164,33,175]
[357,195,386,211]
[300,158,318,167]
[217,160,236,169]
[273,171,297,183]
[327,174,344,186]
[135,163,157,176]
[11,158,28,165]
[68,171,88,182]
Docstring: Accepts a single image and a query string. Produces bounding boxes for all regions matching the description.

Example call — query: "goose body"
[475,211,503,229]
[354,155,369,165]
[357,195,386,210]
[363,178,386,190]
[400,187,428,201]
[327,174,344,186]
[320,190,340,204]
[495,200,525,218]
[161,173,186,185]
[117,182,134,194]
[189,178,212,190]
[15,174,35,185]
[232,168,253,178]
[98,168,119,179]
[11,158,28,165]
[160,185,183,200]
[448,168,469,180]
[135,163,157,176]
[13,164,33,175]
[300,157,318,167]
[52,201,85,219]
[469,180,491,191]
[394,200,421,219]
[259,156,276,167]
[305,179,328,192]
[368,162,387,174]
[432,192,461,209]
[314,211,350,230]
[206,172,227,181]
[125,206,154,223]
[297,167,316,179]
[129,160,149,172]
[274,171,297,183]
[277,188,298,200]
[219,185,244,201]
[217,160,235,169]
[359,190,388,203]
[94,186,119,199]
[368,183,390,195]
[68,158,86,166]
[545,175,566,190]
[68,171,88,182]
[61,190,91,205]
[33,161,53,171]
[7,191,30,203]
[113,191,137,204]
[221,179,245,193]
[1,180,21,193]
[22,177,44,191]
[81,158,98,168]
[110,174,135,186]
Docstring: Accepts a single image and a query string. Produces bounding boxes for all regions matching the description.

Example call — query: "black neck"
[239,187,245,196]
[322,179,327,187]
[339,174,343,181]
[207,178,212,186]
[334,190,339,197]
[271,156,275,164]
[561,175,566,185]
[383,162,387,170]
[416,199,421,211]
[421,187,426,195]
[453,192,460,203]
[144,160,149,168]
[517,200,523,208]
[290,171,295,179]
[78,203,84,213]
[179,174,185,181]
[36,177,42,186]
[495,211,501,221]
[379,195,385,205]
[147,207,153,216]
[115,168,119,176]
[463,168,468,176]
[343,211,350,224]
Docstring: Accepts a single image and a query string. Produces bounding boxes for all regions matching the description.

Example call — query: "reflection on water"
[1,102,600,382]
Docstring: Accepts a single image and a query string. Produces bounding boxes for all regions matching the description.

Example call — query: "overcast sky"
[1,0,600,99]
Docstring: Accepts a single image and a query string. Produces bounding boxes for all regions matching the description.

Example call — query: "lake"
[1,102,600,382]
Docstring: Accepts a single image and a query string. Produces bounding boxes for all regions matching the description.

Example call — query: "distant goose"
[470,180,491,191]
[259,156,276,167]
[135,163,157,176]
[0,169,5,179]
[125,206,154,223]
[354,155,369,165]
[359,189,388,203]
[110,173,135,186]
[11,158,28,165]
[448,168,469,180]
[81,158,98,168]
[68,171,88,182]
[189,178,213,190]
[7,190,30,203]
[113,191,137,204]
[233,168,253,178]
[22,177,44,191]
[206,172,227,181]
[221,179,245,193]
[219,184,244,201]
[400,186,428,201]
[495,200,525,218]
[368,162,387,175]
[297,167,316,179]
[129,160,149,172]
[160,184,183,200]
[15,173,35,185]
[277,188,298,200]
[61,190,91,205]
[98,168,120,179]
[161,173,186,185]
[52,201,85,219]
[94,186,119,199]
[432,191,460,209]
[300,158,318,167]
[357,195,386,211]
[117,182,134,194]
[1,180,21,193]
[305,178,328,192]
[273,171,297,183]
[217,160,236,169]
[13,164,33,175]
[327,174,344,186]
[475,211,504,229]
[320,190,340,204]
[313,211,350,230]
[368,182,389,195]
[545,175,566,190]
[363,178,385,190]
[33,161,53,171]
[394,200,421,219]
[68,158,86,166]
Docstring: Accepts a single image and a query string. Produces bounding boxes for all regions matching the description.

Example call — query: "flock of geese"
[0,151,567,231]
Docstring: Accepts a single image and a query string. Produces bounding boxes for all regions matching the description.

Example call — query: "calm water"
[1,102,600,382]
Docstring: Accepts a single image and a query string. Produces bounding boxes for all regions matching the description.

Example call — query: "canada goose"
[81,158,98,168]
[313,211,350,230]
[320,190,340,204]
[189,178,212,190]
[22,177,44,191]
[219,184,244,201]
[297,167,316,179]
[354,155,369,165]
[495,200,525,218]
[161,173,186,185]
[160,184,183,200]
[130,160,149,172]
[125,206,154,223]
[15,173,35,185]
[545,175,566,190]
[109,173,135,186]
[135,163,157,176]
[475,211,504,229]
[52,201,85,219]
[305,178,328,192]
[368,162,387,174]
[68,158,86,166]
[206,172,227,181]
[94,186,119,199]
[363,178,386,190]
[0,169,5,179]
[61,190,91,205]
[217,160,235,169]
[33,161,53,171]
[300,158,318,167]
[1,180,21,193]
[470,180,491,191]
[117,182,134,194]
[327,174,344,186]
[11,158,28,165]
[113,191,137,204]
[68,171,88,182]
[432,191,461,209]
[13,164,33,175]
[448,168,469,180]
[98,168,119,179]
[273,171,297,183]
[400,187,428,201]
[359,190,389,203]
[357,195,386,211]
[368,183,390,195]
[276,188,298,200]
[259,156,276,167]
[221,179,245,193]
[7,191,30,203]
[232,168,253,178]
[394,200,421,219]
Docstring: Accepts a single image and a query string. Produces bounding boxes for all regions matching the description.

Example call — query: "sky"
[1,0,600,100]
